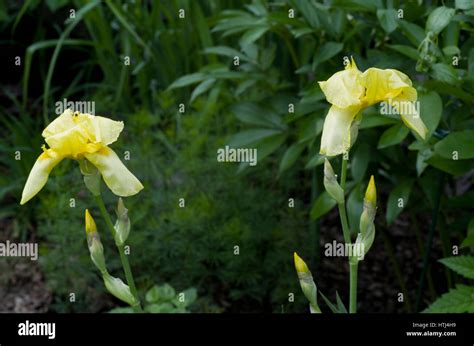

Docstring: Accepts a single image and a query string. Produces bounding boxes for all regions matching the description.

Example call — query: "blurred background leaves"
[0,0,473,313]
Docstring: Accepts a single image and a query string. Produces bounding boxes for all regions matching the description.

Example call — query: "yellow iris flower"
[20,109,143,204]
[319,58,428,156]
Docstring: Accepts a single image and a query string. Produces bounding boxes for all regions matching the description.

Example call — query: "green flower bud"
[114,198,130,246]
[85,209,107,273]
[294,252,321,313]
[103,273,137,306]
[355,176,377,261]
[323,159,344,204]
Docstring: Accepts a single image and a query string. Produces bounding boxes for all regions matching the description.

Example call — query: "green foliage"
[1,0,474,313]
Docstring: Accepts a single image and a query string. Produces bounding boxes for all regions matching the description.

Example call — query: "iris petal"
[85,147,143,197]
[390,96,428,139]
[320,105,362,156]
[20,150,63,205]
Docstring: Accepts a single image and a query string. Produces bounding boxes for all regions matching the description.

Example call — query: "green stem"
[338,156,351,244]
[349,262,358,313]
[338,153,358,313]
[95,194,142,312]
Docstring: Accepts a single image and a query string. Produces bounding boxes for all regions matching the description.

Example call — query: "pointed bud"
[85,209,97,234]
[85,209,107,273]
[80,159,101,196]
[323,159,344,203]
[103,273,137,306]
[293,252,321,313]
[114,198,130,246]
[357,176,377,261]
[365,175,376,207]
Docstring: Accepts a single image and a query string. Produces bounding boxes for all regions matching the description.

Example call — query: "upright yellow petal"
[361,68,415,106]
[320,105,362,156]
[84,147,143,197]
[20,149,63,205]
[318,61,364,109]
[79,114,124,145]
[42,109,75,138]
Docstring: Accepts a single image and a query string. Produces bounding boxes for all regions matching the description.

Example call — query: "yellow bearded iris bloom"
[20,109,144,204]
[319,58,428,156]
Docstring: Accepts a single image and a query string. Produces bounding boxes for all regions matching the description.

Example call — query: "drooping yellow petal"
[84,147,143,197]
[320,105,362,156]
[20,149,63,205]
[390,95,428,139]
[318,62,364,109]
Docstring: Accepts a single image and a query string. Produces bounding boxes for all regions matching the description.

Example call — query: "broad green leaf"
[230,102,284,129]
[398,20,426,46]
[359,113,398,129]
[426,6,456,35]
[168,73,207,89]
[313,42,343,68]
[416,148,433,176]
[426,154,474,176]
[310,191,337,221]
[455,0,474,10]
[439,256,474,279]
[237,133,287,173]
[279,142,306,174]
[442,45,460,56]
[377,9,398,33]
[108,307,134,313]
[386,44,419,61]
[239,26,268,48]
[145,303,176,313]
[423,285,474,313]
[203,46,251,62]
[386,179,413,225]
[377,124,410,149]
[434,130,474,159]
[430,63,459,85]
[419,91,443,138]
[228,129,282,147]
[174,288,198,307]
[305,153,325,169]
[190,78,216,102]
[145,283,176,303]
[351,143,370,182]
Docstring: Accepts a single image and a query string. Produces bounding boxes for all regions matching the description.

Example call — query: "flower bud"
[80,159,101,196]
[114,198,130,246]
[85,209,107,273]
[293,252,321,313]
[356,176,377,261]
[103,273,137,306]
[323,159,344,204]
